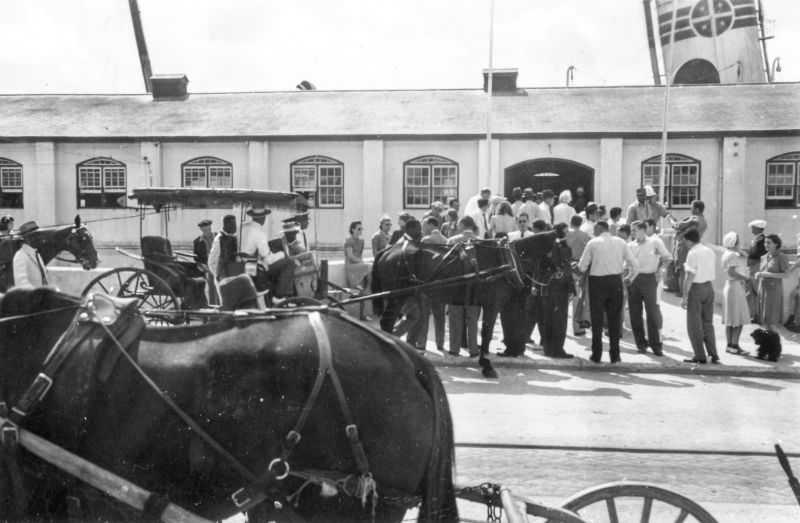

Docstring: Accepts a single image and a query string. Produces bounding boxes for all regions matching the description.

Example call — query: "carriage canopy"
[128,187,309,213]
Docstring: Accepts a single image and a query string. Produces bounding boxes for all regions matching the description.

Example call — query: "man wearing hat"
[193,219,218,305]
[746,219,767,321]
[240,204,285,292]
[12,221,50,289]
[282,211,310,251]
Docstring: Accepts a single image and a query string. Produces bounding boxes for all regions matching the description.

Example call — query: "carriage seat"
[141,236,207,308]
[218,273,268,310]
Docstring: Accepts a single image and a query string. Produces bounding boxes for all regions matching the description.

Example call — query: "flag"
[655,0,766,83]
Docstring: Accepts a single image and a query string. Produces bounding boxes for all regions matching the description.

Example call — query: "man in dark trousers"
[745,219,767,322]
[681,228,719,364]
[193,219,218,305]
[578,220,638,363]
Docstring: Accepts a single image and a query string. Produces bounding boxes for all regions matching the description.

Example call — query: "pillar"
[598,138,623,207]
[247,140,269,190]
[33,142,56,226]
[721,137,748,243]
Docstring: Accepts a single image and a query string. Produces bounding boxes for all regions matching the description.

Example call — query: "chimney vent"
[150,74,189,101]
[482,68,519,95]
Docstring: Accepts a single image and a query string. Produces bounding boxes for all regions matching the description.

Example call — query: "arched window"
[290,155,344,208]
[77,157,126,209]
[640,154,701,209]
[403,155,459,209]
[765,152,800,209]
[0,158,23,208]
[181,156,233,188]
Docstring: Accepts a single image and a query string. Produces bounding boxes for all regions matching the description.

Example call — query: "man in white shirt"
[12,221,50,289]
[627,221,672,355]
[240,204,285,291]
[578,220,639,363]
[471,198,491,239]
[464,187,491,218]
[681,228,719,364]
[552,190,575,226]
[539,189,555,225]
[507,213,533,241]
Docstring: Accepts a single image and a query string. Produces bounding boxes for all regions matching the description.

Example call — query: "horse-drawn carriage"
[80,187,311,316]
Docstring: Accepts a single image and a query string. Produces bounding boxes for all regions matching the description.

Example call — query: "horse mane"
[30,225,75,265]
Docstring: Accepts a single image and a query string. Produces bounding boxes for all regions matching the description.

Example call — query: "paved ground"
[437,366,800,522]
[379,289,800,377]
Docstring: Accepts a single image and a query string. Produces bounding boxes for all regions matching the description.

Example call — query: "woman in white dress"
[720,232,751,355]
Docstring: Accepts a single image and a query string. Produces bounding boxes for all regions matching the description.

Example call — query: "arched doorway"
[504,158,594,204]
[673,59,720,84]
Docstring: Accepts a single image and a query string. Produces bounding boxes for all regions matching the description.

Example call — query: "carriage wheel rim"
[554,481,719,523]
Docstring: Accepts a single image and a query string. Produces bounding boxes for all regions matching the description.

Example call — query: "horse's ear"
[74,215,81,228]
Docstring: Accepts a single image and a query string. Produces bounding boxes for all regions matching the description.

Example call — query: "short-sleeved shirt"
[628,235,672,274]
[721,250,747,280]
[579,232,638,276]
[684,243,716,283]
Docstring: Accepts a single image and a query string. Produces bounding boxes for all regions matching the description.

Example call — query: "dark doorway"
[673,59,721,84]
[504,158,594,204]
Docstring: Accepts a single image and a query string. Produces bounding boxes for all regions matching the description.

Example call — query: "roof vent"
[482,68,519,95]
[150,74,189,101]
[296,80,317,90]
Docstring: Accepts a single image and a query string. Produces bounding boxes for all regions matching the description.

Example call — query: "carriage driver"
[240,204,286,291]
[12,221,51,289]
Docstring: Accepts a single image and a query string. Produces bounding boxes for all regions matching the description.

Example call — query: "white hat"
[643,185,657,197]
[246,204,271,217]
[748,219,767,229]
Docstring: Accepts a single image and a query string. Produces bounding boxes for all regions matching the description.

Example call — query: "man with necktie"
[12,221,50,289]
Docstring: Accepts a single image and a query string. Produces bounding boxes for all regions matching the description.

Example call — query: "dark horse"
[0,215,99,291]
[371,232,558,378]
[0,288,457,522]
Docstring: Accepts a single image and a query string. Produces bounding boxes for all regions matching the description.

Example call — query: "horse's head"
[66,215,99,270]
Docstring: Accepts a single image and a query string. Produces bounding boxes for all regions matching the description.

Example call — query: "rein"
[1,296,382,520]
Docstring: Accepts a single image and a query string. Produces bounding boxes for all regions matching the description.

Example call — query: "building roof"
[0,82,798,140]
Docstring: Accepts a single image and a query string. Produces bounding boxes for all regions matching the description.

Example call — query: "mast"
[643,0,662,85]
[756,0,772,81]
[128,0,153,92]
[486,0,495,189]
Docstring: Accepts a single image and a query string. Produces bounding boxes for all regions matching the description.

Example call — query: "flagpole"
[486,0,495,191]
[658,0,678,222]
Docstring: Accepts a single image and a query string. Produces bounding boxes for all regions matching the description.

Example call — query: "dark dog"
[751,328,782,362]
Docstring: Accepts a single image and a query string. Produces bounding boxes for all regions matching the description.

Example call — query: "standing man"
[12,221,50,289]
[464,187,491,217]
[507,213,533,241]
[580,203,599,235]
[745,219,767,323]
[371,214,393,255]
[673,200,707,296]
[539,223,575,358]
[628,221,672,355]
[193,219,219,305]
[408,216,448,352]
[578,221,639,363]
[471,198,491,239]
[681,229,720,364]
[447,216,480,357]
[566,215,592,335]
[539,189,555,225]
[572,187,587,214]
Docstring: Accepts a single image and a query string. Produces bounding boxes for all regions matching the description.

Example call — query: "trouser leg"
[466,305,480,356]
[686,284,706,359]
[605,276,624,361]
[627,276,647,348]
[700,285,718,358]
[588,276,607,360]
[640,274,662,348]
[448,306,464,354]
[431,299,446,349]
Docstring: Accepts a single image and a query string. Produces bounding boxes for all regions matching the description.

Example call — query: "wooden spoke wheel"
[549,482,719,523]
[81,268,181,324]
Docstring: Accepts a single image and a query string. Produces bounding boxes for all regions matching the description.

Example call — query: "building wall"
[3,134,800,256]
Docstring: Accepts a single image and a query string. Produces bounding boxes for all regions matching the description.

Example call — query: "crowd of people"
[347,186,798,364]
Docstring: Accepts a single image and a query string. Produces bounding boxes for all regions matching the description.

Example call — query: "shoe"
[725,345,738,354]
[436,345,445,352]
[549,353,575,359]
[610,358,621,364]
[731,345,749,355]
[636,347,648,354]
[498,351,523,358]
[652,350,664,357]
[589,356,601,364]
[448,351,460,357]
[683,358,707,364]
[711,356,721,364]
[468,352,480,358]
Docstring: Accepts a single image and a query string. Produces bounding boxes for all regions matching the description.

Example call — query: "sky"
[0,0,797,94]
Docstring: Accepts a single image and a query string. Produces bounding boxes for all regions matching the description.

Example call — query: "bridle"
[53,227,97,269]
[0,296,387,521]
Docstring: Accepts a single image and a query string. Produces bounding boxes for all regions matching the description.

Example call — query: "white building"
[1,73,799,252]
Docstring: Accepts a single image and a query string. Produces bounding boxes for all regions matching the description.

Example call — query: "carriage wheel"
[81,268,181,324]
[548,482,719,523]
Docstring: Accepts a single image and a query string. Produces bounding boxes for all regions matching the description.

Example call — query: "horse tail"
[414,355,458,522]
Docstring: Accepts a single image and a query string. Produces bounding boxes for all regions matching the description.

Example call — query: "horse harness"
[0,295,385,521]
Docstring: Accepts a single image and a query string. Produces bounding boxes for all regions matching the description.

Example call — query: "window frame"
[765,152,800,209]
[402,155,459,209]
[181,156,233,188]
[76,157,127,209]
[0,157,23,208]
[290,155,344,209]
[640,154,701,210]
